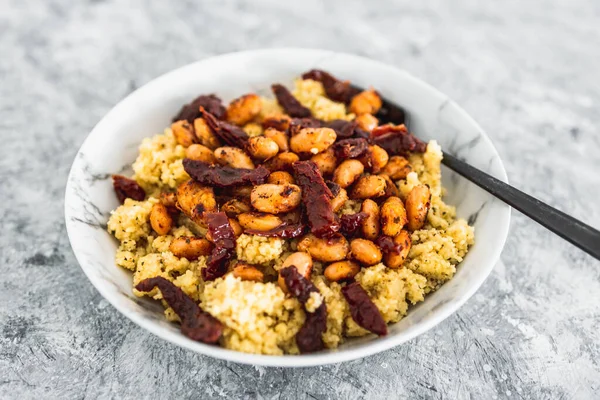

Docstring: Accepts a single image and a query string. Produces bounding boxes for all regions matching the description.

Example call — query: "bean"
[221,198,251,217]
[267,171,295,185]
[330,187,349,213]
[350,239,382,266]
[278,252,313,292]
[232,262,264,282]
[226,93,262,126]
[355,113,379,132]
[381,156,412,180]
[361,199,380,240]
[324,261,361,282]
[349,89,382,115]
[193,118,220,150]
[264,152,300,172]
[186,144,216,164]
[150,203,173,235]
[405,184,431,231]
[262,116,291,132]
[384,230,412,269]
[290,127,336,155]
[250,183,301,214]
[176,180,217,225]
[350,175,387,199]
[310,147,337,176]
[160,192,177,208]
[169,236,213,260]
[333,159,364,188]
[297,233,349,262]
[229,218,243,237]
[263,128,289,152]
[369,145,389,173]
[214,146,255,169]
[380,196,407,237]
[246,136,279,160]
[380,174,400,197]
[238,212,283,231]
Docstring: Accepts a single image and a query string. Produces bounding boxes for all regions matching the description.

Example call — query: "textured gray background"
[2,0,600,398]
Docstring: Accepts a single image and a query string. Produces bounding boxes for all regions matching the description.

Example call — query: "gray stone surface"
[1,0,599,398]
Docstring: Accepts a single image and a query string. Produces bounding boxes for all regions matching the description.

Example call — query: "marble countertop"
[2,0,599,398]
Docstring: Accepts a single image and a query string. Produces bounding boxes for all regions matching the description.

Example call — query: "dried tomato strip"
[112,175,145,203]
[203,212,236,281]
[182,159,269,188]
[342,281,387,336]
[271,84,312,118]
[371,124,426,156]
[301,69,360,104]
[374,235,403,255]
[280,266,327,353]
[333,138,369,160]
[200,107,249,148]
[339,212,368,236]
[172,94,226,123]
[292,161,340,238]
[135,277,223,343]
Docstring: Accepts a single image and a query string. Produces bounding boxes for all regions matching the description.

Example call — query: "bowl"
[65,48,510,367]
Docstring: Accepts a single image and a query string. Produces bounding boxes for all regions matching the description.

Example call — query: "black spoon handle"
[442,151,600,260]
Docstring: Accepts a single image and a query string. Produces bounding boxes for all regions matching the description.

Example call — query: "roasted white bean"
[350,175,387,199]
[226,93,262,126]
[324,261,361,282]
[297,233,349,262]
[246,136,279,160]
[405,184,431,231]
[214,146,255,169]
[238,212,283,231]
[380,196,407,237]
[250,184,302,214]
[150,203,173,235]
[333,159,364,188]
[290,127,336,155]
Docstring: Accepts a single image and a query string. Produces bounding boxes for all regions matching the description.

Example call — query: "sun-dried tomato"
[292,161,340,238]
[333,138,369,160]
[280,266,327,353]
[200,107,249,148]
[339,212,368,236]
[172,94,226,123]
[342,281,387,336]
[326,120,369,140]
[375,235,403,255]
[301,69,360,104]
[182,159,269,188]
[245,221,306,239]
[371,124,426,156]
[135,277,223,343]
[112,175,145,203]
[271,84,312,118]
[203,212,236,281]
[326,181,341,197]
[296,303,327,353]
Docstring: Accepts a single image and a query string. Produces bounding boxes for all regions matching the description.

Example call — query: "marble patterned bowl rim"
[65,48,510,367]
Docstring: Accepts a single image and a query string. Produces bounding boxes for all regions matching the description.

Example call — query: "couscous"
[107,70,474,355]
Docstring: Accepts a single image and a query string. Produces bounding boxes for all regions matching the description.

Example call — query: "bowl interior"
[65,49,509,367]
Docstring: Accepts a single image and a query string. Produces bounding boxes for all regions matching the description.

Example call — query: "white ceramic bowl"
[65,48,510,367]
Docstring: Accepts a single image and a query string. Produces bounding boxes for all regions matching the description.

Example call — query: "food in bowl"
[106,70,475,355]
